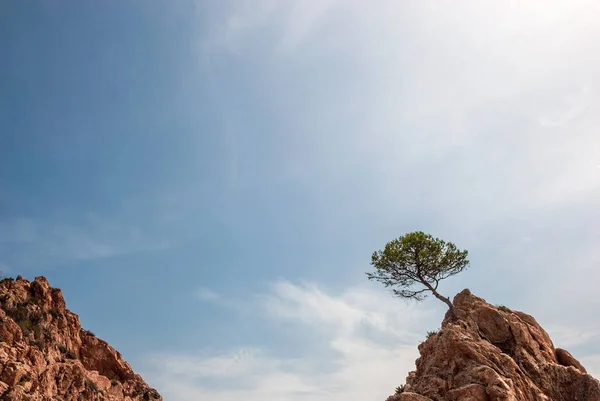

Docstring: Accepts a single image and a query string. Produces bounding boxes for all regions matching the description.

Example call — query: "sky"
[1,1,600,400]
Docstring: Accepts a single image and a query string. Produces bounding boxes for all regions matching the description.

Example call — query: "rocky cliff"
[389,289,600,401]
[0,276,161,401]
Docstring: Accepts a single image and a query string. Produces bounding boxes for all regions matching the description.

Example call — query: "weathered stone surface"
[385,289,600,401]
[0,276,161,401]
[446,383,487,401]
[555,347,587,373]
[399,392,434,401]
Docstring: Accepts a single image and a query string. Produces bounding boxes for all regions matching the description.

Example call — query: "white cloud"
[198,0,338,56]
[277,0,337,52]
[196,287,220,302]
[259,280,435,343]
[538,87,592,127]
[200,0,600,228]
[544,326,600,349]
[143,281,437,401]
[146,281,600,400]
[151,2,600,397]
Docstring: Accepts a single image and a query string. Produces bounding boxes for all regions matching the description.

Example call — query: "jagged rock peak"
[389,288,600,401]
[0,275,161,401]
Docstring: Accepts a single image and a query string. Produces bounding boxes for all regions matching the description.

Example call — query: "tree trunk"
[419,278,455,315]
[432,291,455,316]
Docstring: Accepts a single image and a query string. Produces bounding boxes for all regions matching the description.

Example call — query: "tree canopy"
[366,231,469,313]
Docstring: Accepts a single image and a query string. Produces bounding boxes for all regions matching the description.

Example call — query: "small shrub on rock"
[426,330,438,339]
[18,373,32,385]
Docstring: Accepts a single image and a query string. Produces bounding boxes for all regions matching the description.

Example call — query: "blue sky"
[2,1,600,400]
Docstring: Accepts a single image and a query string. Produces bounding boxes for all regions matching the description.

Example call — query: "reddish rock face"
[389,289,600,401]
[0,276,162,401]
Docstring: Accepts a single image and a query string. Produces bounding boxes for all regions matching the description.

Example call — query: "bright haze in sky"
[1,1,600,400]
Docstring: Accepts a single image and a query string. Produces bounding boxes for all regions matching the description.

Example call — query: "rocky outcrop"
[390,289,600,401]
[0,276,161,401]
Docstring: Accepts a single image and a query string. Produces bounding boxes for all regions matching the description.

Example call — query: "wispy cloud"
[277,0,337,52]
[538,86,592,127]
[143,280,437,401]
[146,280,600,400]
[198,0,338,57]
[196,287,220,302]
[185,0,600,348]
[544,325,600,350]
[200,0,600,223]
[0,217,168,269]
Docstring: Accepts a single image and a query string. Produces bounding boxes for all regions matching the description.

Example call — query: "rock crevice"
[0,276,162,401]
[389,289,600,401]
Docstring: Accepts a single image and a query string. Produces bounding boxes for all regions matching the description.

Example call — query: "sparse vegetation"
[497,305,511,313]
[8,303,29,322]
[367,231,469,316]
[33,340,46,351]
[395,385,405,394]
[426,330,439,339]
[82,329,95,337]
[26,297,38,306]
[34,324,44,340]
[6,301,45,334]
[49,308,60,318]
[57,344,77,360]
[29,309,44,324]
[111,379,119,387]
[142,389,161,401]
[17,319,32,334]
[18,373,32,385]
[86,379,98,391]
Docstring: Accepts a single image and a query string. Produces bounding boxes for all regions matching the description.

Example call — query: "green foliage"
[49,308,60,318]
[395,385,405,394]
[26,298,38,306]
[29,309,44,325]
[142,389,161,401]
[17,319,32,334]
[33,340,46,352]
[426,330,438,339]
[367,231,469,306]
[18,373,32,385]
[7,304,29,323]
[58,344,76,360]
[33,324,44,340]
[30,324,46,350]
[6,301,44,334]
[111,379,119,387]
[497,305,511,313]
[86,380,98,391]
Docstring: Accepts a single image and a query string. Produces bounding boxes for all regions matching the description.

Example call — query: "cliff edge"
[390,289,600,401]
[0,276,161,401]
